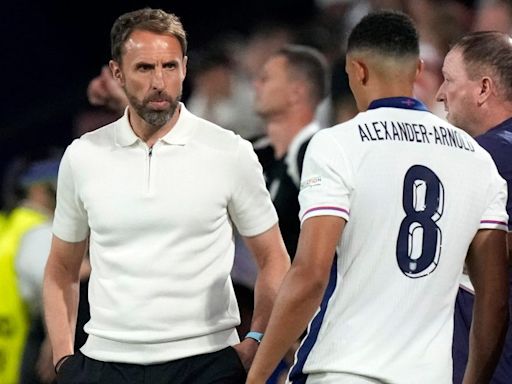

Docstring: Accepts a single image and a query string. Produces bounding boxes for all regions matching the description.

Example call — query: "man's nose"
[435,84,445,103]
[151,69,165,90]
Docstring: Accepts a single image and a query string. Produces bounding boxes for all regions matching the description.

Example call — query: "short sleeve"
[228,138,278,237]
[299,130,353,224]
[479,160,509,231]
[52,143,90,242]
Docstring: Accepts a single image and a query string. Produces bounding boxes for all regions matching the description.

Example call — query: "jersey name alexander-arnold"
[358,120,475,152]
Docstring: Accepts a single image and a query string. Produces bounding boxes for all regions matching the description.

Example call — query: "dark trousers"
[57,347,246,384]
[452,287,512,383]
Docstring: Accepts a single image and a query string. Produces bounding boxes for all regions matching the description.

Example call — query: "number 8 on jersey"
[396,165,444,278]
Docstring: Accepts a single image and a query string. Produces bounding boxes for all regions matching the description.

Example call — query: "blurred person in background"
[251,44,329,384]
[436,30,512,384]
[404,0,477,116]
[240,22,293,83]
[413,41,445,115]
[406,0,476,55]
[17,230,91,384]
[472,0,512,33]
[0,157,60,384]
[186,35,264,140]
[253,44,329,260]
[15,107,112,384]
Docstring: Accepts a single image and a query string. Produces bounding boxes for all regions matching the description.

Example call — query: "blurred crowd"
[1,0,511,383]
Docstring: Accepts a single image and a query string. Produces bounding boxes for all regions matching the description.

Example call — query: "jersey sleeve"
[299,130,354,224]
[479,160,509,231]
[52,143,90,242]
[228,138,278,237]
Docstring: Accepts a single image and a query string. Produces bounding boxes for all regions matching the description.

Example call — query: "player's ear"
[351,59,368,86]
[109,60,123,85]
[415,58,424,81]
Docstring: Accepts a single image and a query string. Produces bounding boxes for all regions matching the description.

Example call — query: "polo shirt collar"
[159,103,193,145]
[115,103,193,147]
[115,108,139,147]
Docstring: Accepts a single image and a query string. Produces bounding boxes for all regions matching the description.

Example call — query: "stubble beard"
[127,90,181,128]
[446,110,472,135]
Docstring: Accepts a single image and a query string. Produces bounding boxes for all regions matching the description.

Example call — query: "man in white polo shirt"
[247,10,509,384]
[43,8,290,384]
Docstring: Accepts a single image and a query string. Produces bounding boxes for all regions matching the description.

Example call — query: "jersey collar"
[368,97,429,112]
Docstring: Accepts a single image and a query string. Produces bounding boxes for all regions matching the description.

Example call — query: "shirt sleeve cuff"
[479,219,509,231]
[300,206,350,225]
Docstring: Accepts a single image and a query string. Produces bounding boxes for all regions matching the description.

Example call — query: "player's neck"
[367,82,415,108]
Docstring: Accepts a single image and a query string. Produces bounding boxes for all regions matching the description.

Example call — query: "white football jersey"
[290,98,508,384]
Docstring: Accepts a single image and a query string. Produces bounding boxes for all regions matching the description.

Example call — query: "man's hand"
[36,337,56,384]
[232,337,259,371]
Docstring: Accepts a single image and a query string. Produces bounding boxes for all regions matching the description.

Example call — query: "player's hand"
[232,337,259,371]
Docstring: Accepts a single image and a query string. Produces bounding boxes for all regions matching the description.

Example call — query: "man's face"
[436,49,480,134]
[111,30,187,127]
[253,55,294,118]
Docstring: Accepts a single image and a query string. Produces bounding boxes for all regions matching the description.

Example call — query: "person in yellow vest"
[0,212,7,233]
[0,158,59,384]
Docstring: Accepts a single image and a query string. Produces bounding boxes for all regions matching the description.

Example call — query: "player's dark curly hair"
[347,10,419,57]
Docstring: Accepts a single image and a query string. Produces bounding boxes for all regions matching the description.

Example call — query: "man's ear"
[289,81,305,105]
[350,59,368,86]
[182,56,188,79]
[415,58,424,81]
[109,60,123,84]
[477,76,493,106]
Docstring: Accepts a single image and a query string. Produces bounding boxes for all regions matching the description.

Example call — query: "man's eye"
[137,64,152,71]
